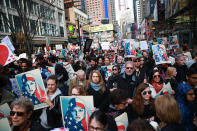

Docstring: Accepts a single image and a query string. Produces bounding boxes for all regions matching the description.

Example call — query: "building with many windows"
[0,0,67,51]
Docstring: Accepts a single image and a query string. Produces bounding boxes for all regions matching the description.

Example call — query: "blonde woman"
[87,70,109,111]
[164,67,178,95]
[155,95,185,131]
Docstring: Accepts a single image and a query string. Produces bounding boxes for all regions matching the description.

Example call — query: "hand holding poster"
[0,43,16,66]
[60,96,94,131]
[15,69,48,110]
[152,44,170,65]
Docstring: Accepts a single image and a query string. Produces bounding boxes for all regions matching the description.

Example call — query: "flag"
[46,37,50,51]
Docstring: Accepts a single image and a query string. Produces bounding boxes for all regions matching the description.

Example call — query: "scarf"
[90,82,101,91]
[152,81,163,93]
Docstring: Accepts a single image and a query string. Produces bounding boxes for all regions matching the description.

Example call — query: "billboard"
[91,24,113,32]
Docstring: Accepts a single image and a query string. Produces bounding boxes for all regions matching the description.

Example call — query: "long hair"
[87,70,106,93]
[64,97,89,131]
[131,83,154,115]
[155,95,181,124]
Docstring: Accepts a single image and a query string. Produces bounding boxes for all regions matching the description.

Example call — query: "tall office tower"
[136,0,142,28]
[110,0,118,25]
[80,0,87,13]
[133,0,137,23]
[86,0,105,25]
[139,0,148,20]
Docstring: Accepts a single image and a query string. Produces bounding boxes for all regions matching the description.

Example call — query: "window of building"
[58,12,63,24]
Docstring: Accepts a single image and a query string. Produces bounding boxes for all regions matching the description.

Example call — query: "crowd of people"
[0,46,197,131]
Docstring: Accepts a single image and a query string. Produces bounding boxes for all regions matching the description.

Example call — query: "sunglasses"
[153,75,160,78]
[112,68,118,71]
[142,90,152,95]
[187,93,195,96]
[126,67,134,70]
[10,111,25,117]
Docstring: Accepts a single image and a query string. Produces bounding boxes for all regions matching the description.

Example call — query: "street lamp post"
[77,18,81,50]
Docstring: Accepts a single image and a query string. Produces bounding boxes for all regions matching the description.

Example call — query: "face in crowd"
[10,105,32,127]
[153,71,161,83]
[47,79,57,94]
[92,72,100,84]
[112,67,119,75]
[141,87,152,102]
[177,56,185,66]
[125,62,135,76]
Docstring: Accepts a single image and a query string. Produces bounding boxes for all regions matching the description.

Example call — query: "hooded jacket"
[176,83,195,131]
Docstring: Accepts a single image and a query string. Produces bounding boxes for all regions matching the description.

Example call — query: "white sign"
[101,42,110,50]
[56,44,63,50]
[115,112,128,131]
[140,41,148,50]
[1,36,15,52]
[64,64,76,80]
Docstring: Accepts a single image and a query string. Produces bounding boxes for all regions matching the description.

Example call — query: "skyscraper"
[86,0,105,25]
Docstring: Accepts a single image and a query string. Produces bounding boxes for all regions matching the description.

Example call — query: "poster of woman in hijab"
[152,44,170,65]
[60,96,94,131]
[15,69,48,110]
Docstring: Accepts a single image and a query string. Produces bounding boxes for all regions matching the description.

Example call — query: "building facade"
[0,0,67,51]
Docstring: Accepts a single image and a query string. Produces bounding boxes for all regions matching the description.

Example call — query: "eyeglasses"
[112,68,118,71]
[126,67,134,70]
[153,75,160,78]
[89,126,105,131]
[10,111,25,117]
[142,90,152,95]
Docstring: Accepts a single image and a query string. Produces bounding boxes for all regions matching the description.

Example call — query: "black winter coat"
[87,85,109,112]
[107,72,137,98]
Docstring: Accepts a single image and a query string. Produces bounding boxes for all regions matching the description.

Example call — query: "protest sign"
[46,66,55,75]
[63,63,76,80]
[152,44,170,65]
[169,35,178,45]
[1,36,15,52]
[60,96,94,131]
[140,41,148,50]
[15,69,48,110]
[0,118,11,131]
[0,103,11,119]
[115,112,128,131]
[0,43,16,66]
[101,65,113,79]
[10,78,21,98]
[154,83,172,98]
[183,52,192,61]
[157,37,167,44]
[56,44,63,50]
